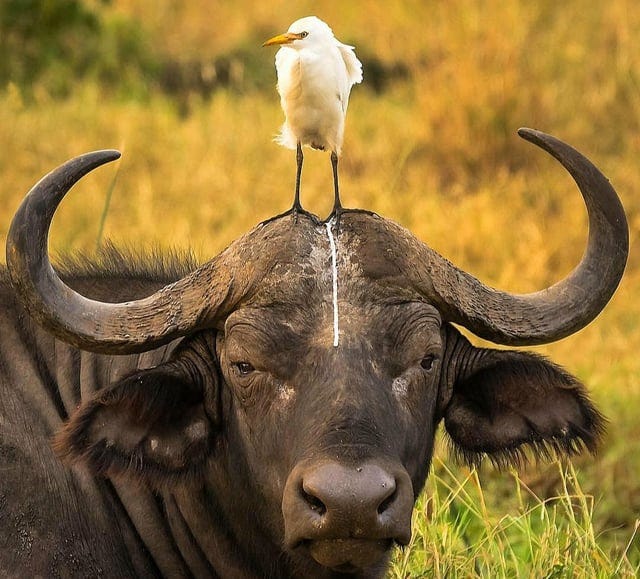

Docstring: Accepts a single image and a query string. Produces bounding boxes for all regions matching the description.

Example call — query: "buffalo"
[0,129,628,577]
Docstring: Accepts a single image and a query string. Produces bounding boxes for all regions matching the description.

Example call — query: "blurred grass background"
[0,0,638,575]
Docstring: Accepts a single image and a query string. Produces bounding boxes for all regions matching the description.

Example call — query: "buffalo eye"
[420,355,437,372]
[233,362,255,376]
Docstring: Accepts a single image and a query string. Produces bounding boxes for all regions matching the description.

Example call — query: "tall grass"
[391,458,639,577]
[0,1,639,575]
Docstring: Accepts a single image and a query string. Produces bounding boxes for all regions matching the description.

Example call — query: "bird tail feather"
[274,123,297,150]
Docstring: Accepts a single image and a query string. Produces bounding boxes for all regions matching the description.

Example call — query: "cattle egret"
[263,16,363,219]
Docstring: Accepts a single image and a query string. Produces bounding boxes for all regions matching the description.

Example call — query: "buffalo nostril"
[377,485,397,515]
[300,486,327,516]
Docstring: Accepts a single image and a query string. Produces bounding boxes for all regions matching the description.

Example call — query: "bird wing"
[273,47,302,149]
[275,47,302,101]
[334,43,362,114]
[337,42,363,86]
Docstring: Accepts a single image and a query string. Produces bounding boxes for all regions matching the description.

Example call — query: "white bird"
[263,16,363,219]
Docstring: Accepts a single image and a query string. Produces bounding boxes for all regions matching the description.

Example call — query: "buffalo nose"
[283,460,413,550]
[303,464,396,520]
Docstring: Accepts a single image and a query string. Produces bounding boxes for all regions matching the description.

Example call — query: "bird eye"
[420,355,437,372]
[234,362,255,376]
[299,31,308,38]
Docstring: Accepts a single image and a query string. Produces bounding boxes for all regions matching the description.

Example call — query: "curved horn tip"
[102,149,121,159]
[87,149,122,164]
[59,149,122,175]
[516,128,583,165]
[517,127,548,144]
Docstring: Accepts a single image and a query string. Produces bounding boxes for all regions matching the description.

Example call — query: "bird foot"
[290,201,322,225]
[261,205,320,227]
[325,207,379,233]
[291,203,302,224]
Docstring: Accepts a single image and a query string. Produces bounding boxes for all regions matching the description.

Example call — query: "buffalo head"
[6,129,628,576]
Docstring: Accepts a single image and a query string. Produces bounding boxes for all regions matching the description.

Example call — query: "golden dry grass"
[0,0,638,574]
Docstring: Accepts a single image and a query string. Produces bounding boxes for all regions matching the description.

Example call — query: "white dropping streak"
[325,221,339,347]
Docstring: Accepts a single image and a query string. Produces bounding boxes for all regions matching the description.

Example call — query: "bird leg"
[291,141,304,221]
[330,150,343,227]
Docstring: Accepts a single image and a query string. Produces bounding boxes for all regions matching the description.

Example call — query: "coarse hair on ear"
[54,333,221,488]
[443,348,606,469]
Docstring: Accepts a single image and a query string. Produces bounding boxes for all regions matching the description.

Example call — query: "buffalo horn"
[417,128,628,345]
[6,150,245,354]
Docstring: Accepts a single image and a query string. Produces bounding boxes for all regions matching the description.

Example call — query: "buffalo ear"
[54,362,216,486]
[443,350,605,468]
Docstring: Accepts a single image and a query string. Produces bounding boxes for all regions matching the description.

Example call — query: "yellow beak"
[262,32,301,47]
